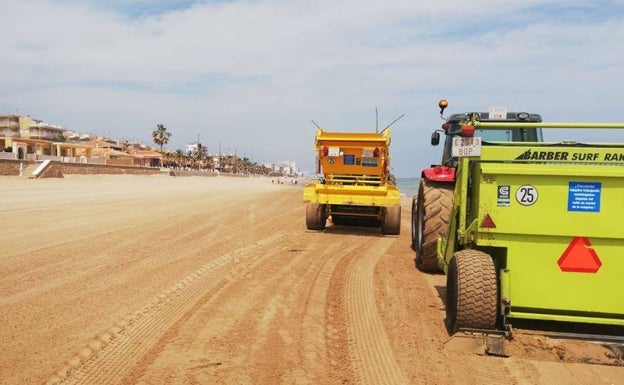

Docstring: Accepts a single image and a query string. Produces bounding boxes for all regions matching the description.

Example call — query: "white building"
[185,142,198,155]
[264,160,298,175]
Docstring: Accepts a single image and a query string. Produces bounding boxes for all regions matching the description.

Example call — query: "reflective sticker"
[558,237,601,273]
[516,185,538,206]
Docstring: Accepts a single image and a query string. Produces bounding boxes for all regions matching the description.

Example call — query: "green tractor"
[423,101,624,335]
[412,100,543,272]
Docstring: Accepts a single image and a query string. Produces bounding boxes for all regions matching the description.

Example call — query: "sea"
[299,176,421,198]
[396,177,421,198]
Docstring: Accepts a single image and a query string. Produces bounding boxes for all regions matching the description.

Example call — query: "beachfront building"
[185,142,198,155]
[131,150,163,167]
[0,114,94,161]
[0,114,161,168]
[264,160,299,176]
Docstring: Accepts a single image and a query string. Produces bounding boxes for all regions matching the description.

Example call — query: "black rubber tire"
[415,179,454,272]
[380,206,401,235]
[305,203,326,230]
[410,196,418,251]
[446,249,498,334]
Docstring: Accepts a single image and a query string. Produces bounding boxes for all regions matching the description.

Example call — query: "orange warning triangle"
[557,237,601,273]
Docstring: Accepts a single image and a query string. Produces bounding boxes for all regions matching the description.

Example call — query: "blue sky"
[2,0,624,177]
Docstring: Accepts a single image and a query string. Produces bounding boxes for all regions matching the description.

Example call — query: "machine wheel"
[306,203,327,230]
[380,206,401,235]
[446,249,498,334]
[415,179,454,272]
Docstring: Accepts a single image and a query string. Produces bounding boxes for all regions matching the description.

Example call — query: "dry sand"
[0,174,622,385]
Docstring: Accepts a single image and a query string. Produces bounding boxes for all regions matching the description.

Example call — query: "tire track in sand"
[345,237,409,385]
[45,232,288,385]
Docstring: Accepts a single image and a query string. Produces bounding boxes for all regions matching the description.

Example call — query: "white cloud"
[1,0,623,176]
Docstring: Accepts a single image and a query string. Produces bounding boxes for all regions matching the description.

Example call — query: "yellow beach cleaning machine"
[303,127,401,235]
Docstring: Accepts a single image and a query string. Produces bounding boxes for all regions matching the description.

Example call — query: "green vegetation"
[152,124,172,151]
[162,147,270,175]
[152,123,269,174]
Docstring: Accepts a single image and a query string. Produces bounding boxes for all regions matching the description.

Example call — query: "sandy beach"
[0,174,622,385]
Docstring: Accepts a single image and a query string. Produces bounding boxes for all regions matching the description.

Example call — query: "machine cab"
[436,111,543,166]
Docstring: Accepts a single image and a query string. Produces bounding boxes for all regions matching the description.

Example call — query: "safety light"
[441,123,450,131]
[460,124,475,137]
[438,99,448,115]
[373,147,380,157]
[322,146,329,157]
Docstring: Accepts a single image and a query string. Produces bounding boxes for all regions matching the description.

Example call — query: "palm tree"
[174,149,185,169]
[162,150,177,168]
[194,142,209,170]
[152,124,172,151]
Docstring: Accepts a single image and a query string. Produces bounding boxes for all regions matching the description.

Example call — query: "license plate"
[452,137,482,157]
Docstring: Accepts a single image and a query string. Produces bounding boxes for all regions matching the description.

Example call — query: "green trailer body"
[439,119,624,330]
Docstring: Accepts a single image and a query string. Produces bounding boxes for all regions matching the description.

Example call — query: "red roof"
[133,150,162,158]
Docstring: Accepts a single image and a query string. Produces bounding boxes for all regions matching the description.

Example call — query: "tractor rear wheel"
[381,206,401,235]
[415,179,454,272]
[446,249,498,334]
[306,203,327,230]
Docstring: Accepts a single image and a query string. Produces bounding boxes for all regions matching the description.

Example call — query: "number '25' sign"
[516,185,538,206]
